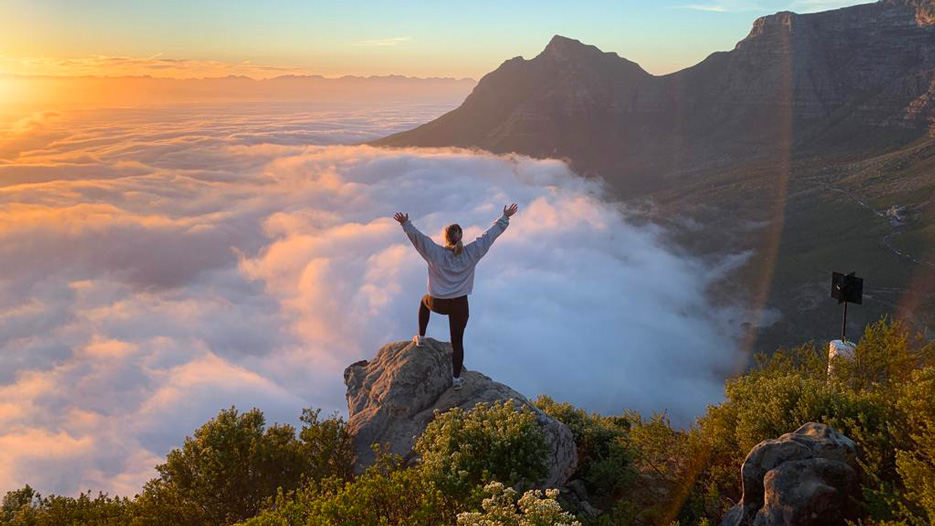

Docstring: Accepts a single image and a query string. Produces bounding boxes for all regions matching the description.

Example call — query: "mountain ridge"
[373,0,935,187]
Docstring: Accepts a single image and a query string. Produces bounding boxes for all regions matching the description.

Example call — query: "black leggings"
[418,294,469,378]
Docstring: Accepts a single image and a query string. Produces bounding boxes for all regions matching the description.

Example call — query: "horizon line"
[0,72,479,83]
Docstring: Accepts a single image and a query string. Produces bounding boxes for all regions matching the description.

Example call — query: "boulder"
[560,479,602,518]
[755,458,858,526]
[721,423,859,526]
[343,337,577,488]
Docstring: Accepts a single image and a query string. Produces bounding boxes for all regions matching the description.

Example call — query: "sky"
[0,0,872,79]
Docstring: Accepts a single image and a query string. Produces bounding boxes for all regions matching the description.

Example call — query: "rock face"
[343,338,578,488]
[720,423,860,526]
[373,0,935,191]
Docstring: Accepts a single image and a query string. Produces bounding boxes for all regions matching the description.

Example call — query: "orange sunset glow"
[3,1,935,525]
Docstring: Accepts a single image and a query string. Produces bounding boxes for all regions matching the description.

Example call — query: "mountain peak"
[545,34,582,49]
[880,0,935,24]
[740,10,797,44]
[880,0,935,6]
[740,0,935,47]
[539,35,607,61]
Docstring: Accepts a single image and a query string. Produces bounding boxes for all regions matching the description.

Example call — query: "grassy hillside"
[645,138,935,355]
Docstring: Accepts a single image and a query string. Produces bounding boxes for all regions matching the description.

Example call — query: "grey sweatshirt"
[401,214,510,299]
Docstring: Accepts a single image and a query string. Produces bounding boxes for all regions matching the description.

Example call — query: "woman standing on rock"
[394,204,518,390]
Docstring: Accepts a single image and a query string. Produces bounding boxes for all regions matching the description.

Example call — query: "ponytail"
[444,224,463,256]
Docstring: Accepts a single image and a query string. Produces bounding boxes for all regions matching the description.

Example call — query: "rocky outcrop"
[720,423,860,526]
[559,479,602,518]
[343,338,577,488]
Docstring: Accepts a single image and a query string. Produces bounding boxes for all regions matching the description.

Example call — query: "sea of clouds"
[0,101,749,496]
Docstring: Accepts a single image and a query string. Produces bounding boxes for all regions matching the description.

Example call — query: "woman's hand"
[503,203,518,217]
[394,212,409,224]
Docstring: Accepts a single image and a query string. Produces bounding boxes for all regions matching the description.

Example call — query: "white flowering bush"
[456,481,581,526]
[415,400,549,504]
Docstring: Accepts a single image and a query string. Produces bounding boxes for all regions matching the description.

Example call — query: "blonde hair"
[445,224,463,256]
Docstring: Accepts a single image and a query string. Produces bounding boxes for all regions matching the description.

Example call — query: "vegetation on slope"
[3,317,935,525]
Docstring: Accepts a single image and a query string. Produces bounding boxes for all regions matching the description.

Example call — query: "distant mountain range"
[376,0,934,188]
[374,0,935,353]
[2,74,477,107]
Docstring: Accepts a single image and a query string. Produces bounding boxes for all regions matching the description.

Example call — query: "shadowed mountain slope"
[374,0,935,193]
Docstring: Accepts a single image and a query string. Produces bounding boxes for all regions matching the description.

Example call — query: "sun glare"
[0,76,22,107]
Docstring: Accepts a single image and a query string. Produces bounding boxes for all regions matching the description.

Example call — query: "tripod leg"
[841,302,848,341]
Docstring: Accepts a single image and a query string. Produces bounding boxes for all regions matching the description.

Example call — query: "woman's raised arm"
[465,203,518,261]
[396,212,440,262]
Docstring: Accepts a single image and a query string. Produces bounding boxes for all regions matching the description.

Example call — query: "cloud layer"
[0,102,747,496]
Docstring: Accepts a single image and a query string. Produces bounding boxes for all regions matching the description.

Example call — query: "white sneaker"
[412,335,425,347]
[452,376,464,390]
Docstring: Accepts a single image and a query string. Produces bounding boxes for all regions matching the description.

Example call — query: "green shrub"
[1,487,40,525]
[832,318,935,392]
[415,400,550,505]
[620,412,699,526]
[126,406,355,526]
[457,481,581,526]
[243,400,553,526]
[298,408,355,484]
[0,486,134,526]
[130,406,355,526]
[687,366,906,520]
[240,452,455,526]
[535,396,636,507]
[136,407,307,525]
[895,367,935,525]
